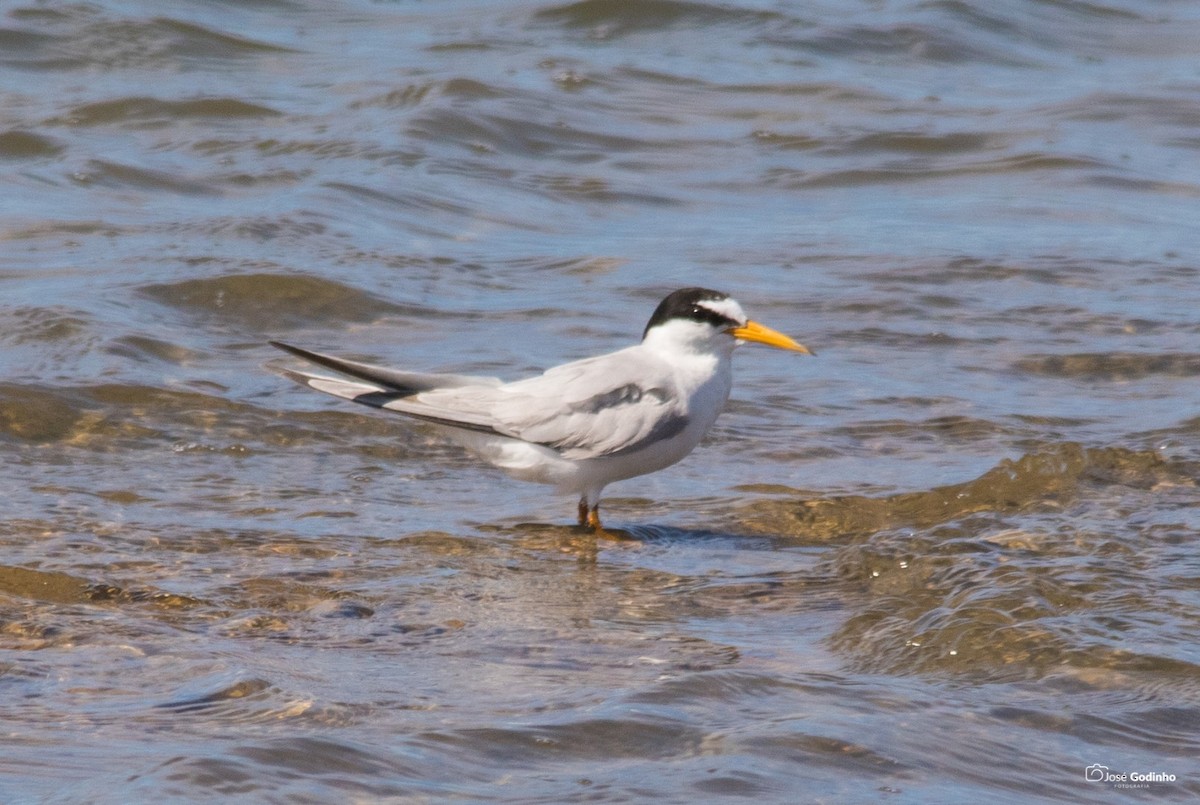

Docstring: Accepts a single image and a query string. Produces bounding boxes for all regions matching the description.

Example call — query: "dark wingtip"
[269,340,322,362]
[268,340,344,374]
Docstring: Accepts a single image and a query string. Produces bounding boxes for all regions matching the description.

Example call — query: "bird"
[270,287,811,530]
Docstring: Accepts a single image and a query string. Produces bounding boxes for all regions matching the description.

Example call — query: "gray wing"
[472,346,689,460]
[270,341,504,433]
[272,341,687,460]
[277,369,503,434]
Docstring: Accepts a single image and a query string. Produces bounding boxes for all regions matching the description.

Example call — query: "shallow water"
[3,0,1200,802]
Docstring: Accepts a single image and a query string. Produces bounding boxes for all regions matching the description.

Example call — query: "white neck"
[641,318,738,360]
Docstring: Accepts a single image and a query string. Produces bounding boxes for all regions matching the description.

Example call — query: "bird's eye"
[690,305,730,327]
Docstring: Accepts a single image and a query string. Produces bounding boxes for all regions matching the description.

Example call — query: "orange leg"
[577,498,604,531]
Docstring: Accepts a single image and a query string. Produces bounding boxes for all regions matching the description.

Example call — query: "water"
[3,0,1200,801]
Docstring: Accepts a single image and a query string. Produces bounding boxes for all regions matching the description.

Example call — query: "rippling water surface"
[4,1,1200,801]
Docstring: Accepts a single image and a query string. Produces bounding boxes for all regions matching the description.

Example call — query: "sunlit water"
[3,1,1200,802]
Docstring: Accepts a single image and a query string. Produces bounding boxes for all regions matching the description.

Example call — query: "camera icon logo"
[1085,764,1108,782]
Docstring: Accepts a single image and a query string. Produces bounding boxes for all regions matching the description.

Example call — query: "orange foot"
[576,498,604,531]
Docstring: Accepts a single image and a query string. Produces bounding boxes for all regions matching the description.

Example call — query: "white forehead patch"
[698,297,747,326]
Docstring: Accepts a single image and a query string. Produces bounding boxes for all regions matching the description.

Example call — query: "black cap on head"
[642,287,737,340]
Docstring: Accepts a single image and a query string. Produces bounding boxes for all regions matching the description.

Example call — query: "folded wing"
[270,341,503,433]
[271,342,687,460]
[482,347,688,460]
[269,341,501,393]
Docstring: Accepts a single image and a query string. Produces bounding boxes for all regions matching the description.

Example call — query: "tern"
[270,287,811,530]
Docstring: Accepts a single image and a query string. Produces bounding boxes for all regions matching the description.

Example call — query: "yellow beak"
[730,320,813,354]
